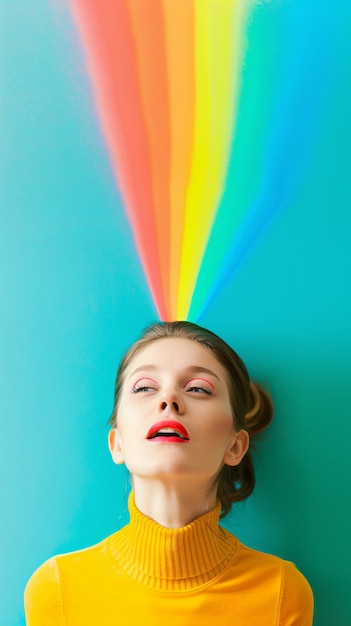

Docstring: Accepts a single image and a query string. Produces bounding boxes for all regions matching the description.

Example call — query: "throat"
[131,480,219,528]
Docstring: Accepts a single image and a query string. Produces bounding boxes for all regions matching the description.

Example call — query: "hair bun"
[245,382,274,437]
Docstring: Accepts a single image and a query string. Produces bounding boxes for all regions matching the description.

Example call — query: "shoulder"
[231,540,313,624]
[24,557,63,625]
[24,533,117,625]
[278,560,314,625]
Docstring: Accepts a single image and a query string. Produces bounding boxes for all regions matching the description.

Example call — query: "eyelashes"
[185,385,212,395]
[131,377,214,395]
[131,378,157,393]
[183,377,214,395]
[132,385,155,393]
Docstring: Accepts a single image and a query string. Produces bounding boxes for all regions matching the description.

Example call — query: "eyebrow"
[128,364,220,381]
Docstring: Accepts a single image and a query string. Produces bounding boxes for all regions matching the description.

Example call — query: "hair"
[109,321,273,517]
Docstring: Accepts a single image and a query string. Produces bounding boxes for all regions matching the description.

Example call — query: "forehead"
[125,337,227,379]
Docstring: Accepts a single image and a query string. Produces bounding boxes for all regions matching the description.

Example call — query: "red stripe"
[71,0,167,318]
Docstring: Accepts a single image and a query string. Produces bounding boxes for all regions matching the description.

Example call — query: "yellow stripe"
[177,0,252,319]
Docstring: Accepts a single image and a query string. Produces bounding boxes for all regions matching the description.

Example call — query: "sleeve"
[278,561,314,626]
[24,557,63,626]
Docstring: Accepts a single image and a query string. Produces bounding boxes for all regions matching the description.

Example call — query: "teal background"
[1,1,350,625]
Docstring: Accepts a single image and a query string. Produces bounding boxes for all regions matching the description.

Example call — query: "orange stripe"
[163,0,195,320]
[128,0,171,320]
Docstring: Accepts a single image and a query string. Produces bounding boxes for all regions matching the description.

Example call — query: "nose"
[161,400,180,412]
[159,390,184,414]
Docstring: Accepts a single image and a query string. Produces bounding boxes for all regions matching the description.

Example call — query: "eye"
[187,386,212,394]
[184,378,214,395]
[131,377,158,393]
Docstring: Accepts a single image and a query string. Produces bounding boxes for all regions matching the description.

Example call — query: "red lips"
[146,420,190,442]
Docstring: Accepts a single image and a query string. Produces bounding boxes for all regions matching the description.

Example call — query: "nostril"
[161,400,179,411]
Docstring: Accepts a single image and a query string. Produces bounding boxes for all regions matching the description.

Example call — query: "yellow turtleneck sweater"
[24,495,313,625]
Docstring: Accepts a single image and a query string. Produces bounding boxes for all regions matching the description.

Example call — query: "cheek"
[204,410,235,438]
[114,389,132,425]
[115,399,141,444]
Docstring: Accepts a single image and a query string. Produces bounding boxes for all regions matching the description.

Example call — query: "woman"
[25,321,313,625]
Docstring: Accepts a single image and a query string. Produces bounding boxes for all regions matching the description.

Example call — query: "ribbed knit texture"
[107,493,237,591]
[24,493,314,625]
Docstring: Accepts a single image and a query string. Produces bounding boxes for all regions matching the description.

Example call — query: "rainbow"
[69,0,325,320]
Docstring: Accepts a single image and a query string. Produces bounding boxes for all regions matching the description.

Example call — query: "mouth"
[146,420,190,443]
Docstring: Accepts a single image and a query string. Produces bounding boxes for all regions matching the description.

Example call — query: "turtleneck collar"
[107,492,237,591]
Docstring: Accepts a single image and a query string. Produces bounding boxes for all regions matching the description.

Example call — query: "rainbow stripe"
[69,0,325,320]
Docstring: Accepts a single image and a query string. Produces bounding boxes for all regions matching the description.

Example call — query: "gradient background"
[1,1,351,625]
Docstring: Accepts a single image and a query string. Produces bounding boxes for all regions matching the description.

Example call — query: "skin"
[109,337,249,528]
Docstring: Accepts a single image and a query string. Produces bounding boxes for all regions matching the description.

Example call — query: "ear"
[108,428,125,465]
[224,430,250,467]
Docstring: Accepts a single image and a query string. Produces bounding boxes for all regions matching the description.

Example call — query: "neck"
[107,491,237,591]
[132,477,218,528]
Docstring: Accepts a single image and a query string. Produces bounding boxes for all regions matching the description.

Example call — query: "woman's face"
[109,337,248,486]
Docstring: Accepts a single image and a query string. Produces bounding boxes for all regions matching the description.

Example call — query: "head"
[109,321,273,517]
